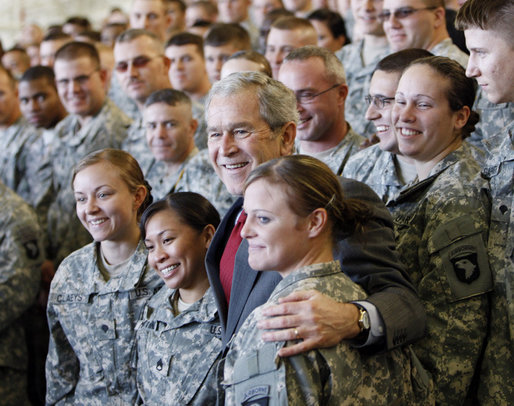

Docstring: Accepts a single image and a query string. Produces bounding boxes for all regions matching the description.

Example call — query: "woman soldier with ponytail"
[46,149,163,405]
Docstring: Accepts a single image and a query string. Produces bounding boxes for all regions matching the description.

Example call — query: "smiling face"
[54,56,106,118]
[73,162,143,243]
[114,36,169,107]
[465,28,514,104]
[278,58,346,146]
[365,69,401,152]
[144,208,211,292]
[392,64,465,163]
[19,78,66,128]
[382,0,440,52]
[207,89,294,195]
[144,101,196,164]
[242,179,311,275]
[351,0,385,36]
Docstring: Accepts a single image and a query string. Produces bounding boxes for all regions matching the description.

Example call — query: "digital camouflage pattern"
[46,241,163,405]
[297,125,365,176]
[0,117,38,193]
[175,149,236,217]
[476,121,514,405]
[336,39,390,138]
[0,181,44,405]
[108,75,140,120]
[223,261,433,405]
[143,147,198,200]
[47,98,131,264]
[471,94,513,147]
[192,100,208,151]
[387,143,491,404]
[135,286,222,405]
[343,144,407,204]
[430,38,468,69]
[122,115,155,176]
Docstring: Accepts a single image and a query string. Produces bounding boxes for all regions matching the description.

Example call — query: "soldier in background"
[278,46,364,175]
[142,89,199,198]
[0,181,44,405]
[456,1,514,403]
[48,42,131,266]
[114,29,171,169]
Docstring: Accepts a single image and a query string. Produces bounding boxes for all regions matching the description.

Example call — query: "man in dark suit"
[205,71,426,355]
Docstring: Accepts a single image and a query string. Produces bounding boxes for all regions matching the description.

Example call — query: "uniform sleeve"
[336,177,426,352]
[45,287,80,405]
[420,193,491,403]
[0,211,43,331]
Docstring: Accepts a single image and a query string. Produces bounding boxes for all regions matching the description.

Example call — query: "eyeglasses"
[56,69,99,88]
[114,55,162,73]
[365,95,395,109]
[378,6,437,22]
[295,83,341,104]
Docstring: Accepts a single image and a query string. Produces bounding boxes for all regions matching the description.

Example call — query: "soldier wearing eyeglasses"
[343,48,432,204]
[382,0,468,68]
[48,41,131,266]
[278,46,365,176]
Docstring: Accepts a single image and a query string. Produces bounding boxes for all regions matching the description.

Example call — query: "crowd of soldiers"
[0,0,512,404]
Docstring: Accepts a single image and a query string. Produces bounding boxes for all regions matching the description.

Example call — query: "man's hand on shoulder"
[258,289,361,357]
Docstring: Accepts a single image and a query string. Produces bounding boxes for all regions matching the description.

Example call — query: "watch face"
[359,308,370,331]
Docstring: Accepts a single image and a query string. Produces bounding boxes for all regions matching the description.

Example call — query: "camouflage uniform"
[143,147,199,199]
[175,149,236,216]
[0,119,53,232]
[192,100,208,151]
[47,99,131,264]
[336,40,390,138]
[0,181,44,405]
[386,143,492,404]
[471,90,513,147]
[135,286,222,405]
[45,241,163,405]
[122,114,155,174]
[108,74,140,120]
[342,144,407,204]
[430,38,469,68]
[297,125,365,175]
[223,261,433,406]
[476,121,514,405]
[0,117,37,192]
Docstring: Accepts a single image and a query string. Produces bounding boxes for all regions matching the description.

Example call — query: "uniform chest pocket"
[428,217,493,302]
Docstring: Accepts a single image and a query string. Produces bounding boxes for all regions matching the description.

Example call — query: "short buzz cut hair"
[144,88,192,108]
[375,48,434,75]
[165,32,204,57]
[204,23,251,50]
[206,71,299,132]
[283,45,346,84]
[455,0,514,44]
[20,65,57,89]
[271,16,314,32]
[115,28,165,55]
[226,50,272,77]
[54,41,101,68]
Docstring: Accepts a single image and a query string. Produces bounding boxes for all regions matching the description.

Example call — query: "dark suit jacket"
[205,177,426,351]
